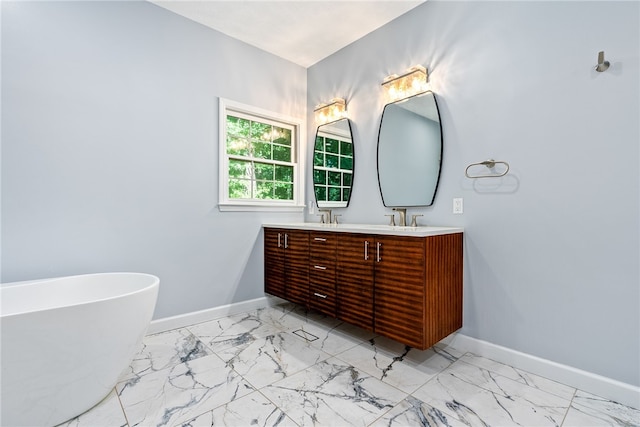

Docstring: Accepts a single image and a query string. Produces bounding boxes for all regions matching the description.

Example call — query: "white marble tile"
[56,389,127,427]
[428,344,465,365]
[438,359,507,392]
[444,358,579,414]
[92,306,639,427]
[216,330,330,389]
[253,304,313,330]
[187,311,282,353]
[117,354,254,427]
[178,391,298,427]
[563,405,627,426]
[260,357,407,427]
[568,390,640,426]
[120,328,212,381]
[253,303,367,353]
[255,304,342,333]
[457,353,525,381]
[370,396,467,427]
[413,368,570,426]
[336,336,460,394]
[306,309,347,328]
[512,368,577,402]
[291,318,376,356]
[459,353,576,400]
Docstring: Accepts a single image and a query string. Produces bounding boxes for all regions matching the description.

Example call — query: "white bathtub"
[0,272,159,426]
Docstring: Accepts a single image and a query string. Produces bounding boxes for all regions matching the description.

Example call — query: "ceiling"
[149,1,425,67]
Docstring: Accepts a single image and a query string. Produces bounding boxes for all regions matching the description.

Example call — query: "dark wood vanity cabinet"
[263,228,309,306]
[264,226,463,350]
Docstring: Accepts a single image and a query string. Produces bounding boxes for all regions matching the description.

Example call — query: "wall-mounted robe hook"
[595,51,610,72]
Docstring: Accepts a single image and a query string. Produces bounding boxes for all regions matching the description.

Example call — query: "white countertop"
[262,222,463,237]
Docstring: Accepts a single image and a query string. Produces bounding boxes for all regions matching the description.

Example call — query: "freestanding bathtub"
[0,272,159,426]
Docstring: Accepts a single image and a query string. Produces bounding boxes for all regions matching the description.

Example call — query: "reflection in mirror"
[377,91,442,207]
[313,118,354,208]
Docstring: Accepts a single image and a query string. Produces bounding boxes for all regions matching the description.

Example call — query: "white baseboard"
[443,333,640,410]
[147,296,279,335]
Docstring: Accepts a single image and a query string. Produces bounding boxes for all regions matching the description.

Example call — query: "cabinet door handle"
[313,265,327,270]
[376,242,382,262]
[277,233,281,248]
[313,292,328,299]
[284,233,288,249]
[364,241,369,260]
[314,237,327,242]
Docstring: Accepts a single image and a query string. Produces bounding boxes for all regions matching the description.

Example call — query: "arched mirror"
[377,91,442,207]
[313,118,354,208]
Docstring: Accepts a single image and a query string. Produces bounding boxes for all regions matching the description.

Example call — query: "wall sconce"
[314,98,347,125]
[382,65,429,103]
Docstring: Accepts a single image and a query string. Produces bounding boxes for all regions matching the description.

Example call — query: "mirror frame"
[312,118,355,208]
[376,90,443,207]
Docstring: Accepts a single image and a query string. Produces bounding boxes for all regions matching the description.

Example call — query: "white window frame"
[218,98,306,212]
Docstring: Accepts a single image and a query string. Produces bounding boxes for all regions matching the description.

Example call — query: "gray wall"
[307,1,639,386]
[1,1,306,318]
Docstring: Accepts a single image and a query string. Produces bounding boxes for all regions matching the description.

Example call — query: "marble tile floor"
[59,303,639,427]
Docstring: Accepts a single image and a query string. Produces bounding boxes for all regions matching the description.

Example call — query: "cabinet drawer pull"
[364,241,369,260]
[277,233,281,248]
[314,265,327,270]
[284,233,288,249]
[376,242,382,262]
[314,237,327,242]
[313,292,328,299]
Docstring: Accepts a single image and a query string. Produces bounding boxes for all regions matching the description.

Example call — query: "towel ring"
[465,159,510,179]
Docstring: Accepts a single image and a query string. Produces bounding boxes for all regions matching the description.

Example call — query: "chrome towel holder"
[465,159,510,178]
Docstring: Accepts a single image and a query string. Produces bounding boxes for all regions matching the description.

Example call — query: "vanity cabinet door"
[263,228,309,306]
[264,228,286,300]
[373,233,463,350]
[374,236,426,348]
[336,234,374,331]
[284,229,310,306]
[309,232,337,316]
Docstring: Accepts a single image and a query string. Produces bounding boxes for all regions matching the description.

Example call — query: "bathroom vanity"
[263,223,463,350]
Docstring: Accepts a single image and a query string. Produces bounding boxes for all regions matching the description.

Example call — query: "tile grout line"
[114,386,132,427]
[559,388,579,426]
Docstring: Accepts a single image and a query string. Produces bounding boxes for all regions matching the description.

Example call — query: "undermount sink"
[262,222,463,237]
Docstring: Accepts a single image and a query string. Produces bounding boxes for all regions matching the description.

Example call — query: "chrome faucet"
[411,214,424,227]
[393,208,407,226]
[385,214,396,226]
[318,209,332,224]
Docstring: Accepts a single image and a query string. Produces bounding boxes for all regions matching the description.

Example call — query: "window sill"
[218,203,306,213]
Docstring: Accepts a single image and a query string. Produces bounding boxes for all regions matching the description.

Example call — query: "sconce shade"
[382,65,429,103]
[314,98,347,125]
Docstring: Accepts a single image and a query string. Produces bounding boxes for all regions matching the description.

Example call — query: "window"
[219,98,305,211]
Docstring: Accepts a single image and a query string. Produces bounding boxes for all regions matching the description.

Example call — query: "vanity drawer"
[309,285,336,316]
[310,232,337,260]
[310,276,336,302]
[310,262,335,279]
